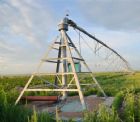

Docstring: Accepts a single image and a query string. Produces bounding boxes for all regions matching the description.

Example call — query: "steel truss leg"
[66,33,107,98]
[55,46,61,85]
[15,36,59,105]
[63,31,87,110]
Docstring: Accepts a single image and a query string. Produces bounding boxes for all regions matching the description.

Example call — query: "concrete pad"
[27,95,114,120]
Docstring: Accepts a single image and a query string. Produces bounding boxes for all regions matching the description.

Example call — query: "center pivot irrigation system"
[15,16,132,110]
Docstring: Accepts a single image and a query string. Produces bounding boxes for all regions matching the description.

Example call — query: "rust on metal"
[22,96,59,101]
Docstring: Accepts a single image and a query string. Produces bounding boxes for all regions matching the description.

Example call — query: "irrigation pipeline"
[67,19,132,72]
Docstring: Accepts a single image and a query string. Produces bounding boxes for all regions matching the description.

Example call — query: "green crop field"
[0,72,140,122]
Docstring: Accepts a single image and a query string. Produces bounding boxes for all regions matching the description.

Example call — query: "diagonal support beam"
[63,31,87,110]
[66,33,107,98]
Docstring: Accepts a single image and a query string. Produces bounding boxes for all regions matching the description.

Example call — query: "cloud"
[0,40,16,52]
[0,0,56,47]
[0,0,139,74]
[78,0,140,32]
[0,0,58,74]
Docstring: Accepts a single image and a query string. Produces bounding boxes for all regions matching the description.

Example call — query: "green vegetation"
[0,72,140,121]
[83,89,140,122]
[84,105,120,122]
[0,88,54,122]
[122,89,140,122]
[112,91,124,110]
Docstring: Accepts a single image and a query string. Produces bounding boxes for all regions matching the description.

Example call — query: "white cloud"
[0,0,140,74]
[78,0,140,32]
[0,0,58,74]
[0,0,56,47]
[0,41,15,52]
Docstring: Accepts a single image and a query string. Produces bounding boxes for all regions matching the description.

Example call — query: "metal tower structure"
[15,16,131,110]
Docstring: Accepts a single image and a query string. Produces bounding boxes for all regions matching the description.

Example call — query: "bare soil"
[25,95,114,120]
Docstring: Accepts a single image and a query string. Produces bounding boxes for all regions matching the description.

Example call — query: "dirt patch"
[26,95,114,120]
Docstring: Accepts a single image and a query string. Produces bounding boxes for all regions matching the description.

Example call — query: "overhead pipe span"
[66,18,132,72]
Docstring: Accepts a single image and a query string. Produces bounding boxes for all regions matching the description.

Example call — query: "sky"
[0,0,140,74]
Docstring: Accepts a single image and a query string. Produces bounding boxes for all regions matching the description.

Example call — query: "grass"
[0,89,32,122]
[122,89,140,122]
[112,91,124,110]
[0,88,55,122]
[83,89,140,122]
[0,72,140,121]
[84,104,121,122]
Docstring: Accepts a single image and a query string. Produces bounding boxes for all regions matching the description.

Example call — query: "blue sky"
[0,0,140,74]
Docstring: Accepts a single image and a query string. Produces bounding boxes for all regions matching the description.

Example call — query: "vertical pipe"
[58,17,69,99]
[60,30,67,99]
